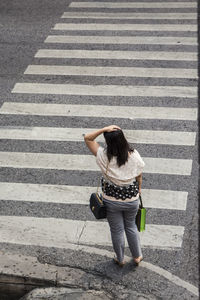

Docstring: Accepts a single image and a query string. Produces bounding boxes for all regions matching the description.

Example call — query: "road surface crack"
[77,221,86,245]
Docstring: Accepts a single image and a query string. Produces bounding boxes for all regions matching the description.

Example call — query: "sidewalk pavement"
[0,251,156,300]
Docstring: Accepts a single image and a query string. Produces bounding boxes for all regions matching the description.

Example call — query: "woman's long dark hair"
[103,130,133,167]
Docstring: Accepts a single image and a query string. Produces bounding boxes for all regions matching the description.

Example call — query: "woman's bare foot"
[133,256,143,265]
[113,257,126,267]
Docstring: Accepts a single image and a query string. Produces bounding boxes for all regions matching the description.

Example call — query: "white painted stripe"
[11,83,197,98]
[0,216,185,249]
[44,35,197,45]
[35,49,198,61]
[70,2,196,8]
[141,261,199,297]
[0,182,188,210]
[142,189,188,210]
[0,152,193,175]
[53,23,196,32]
[1,103,197,121]
[81,221,184,249]
[0,127,196,146]
[24,65,197,79]
[62,12,197,20]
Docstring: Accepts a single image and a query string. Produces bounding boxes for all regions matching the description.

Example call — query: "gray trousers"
[103,198,142,263]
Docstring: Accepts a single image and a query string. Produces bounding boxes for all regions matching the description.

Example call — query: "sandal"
[133,256,143,266]
[113,257,126,267]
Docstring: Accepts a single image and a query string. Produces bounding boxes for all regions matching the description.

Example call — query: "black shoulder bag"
[89,162,108,219]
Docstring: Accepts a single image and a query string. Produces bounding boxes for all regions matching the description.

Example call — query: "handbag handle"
[97,160,109,194]
[139,194,144,208]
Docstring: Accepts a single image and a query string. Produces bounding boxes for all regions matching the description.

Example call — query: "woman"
[84,125,145,267]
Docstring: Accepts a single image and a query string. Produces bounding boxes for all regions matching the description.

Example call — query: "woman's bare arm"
[136,173,142,195]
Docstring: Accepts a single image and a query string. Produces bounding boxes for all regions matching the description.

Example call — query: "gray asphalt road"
[0,0,198,299]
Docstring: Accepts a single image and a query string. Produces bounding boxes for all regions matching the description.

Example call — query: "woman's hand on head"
[84,126,121,156]
[104,125,121,132]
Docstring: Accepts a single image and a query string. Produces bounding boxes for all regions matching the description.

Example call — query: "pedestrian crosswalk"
[0,102,197,120]
[0,0,197,253]
[69,2,196,8]
[12,83,196,97]
[45,35,197,45]
[0,182,188,210]
[24,65,197,78]
[35,49,197,61]
[53,23,197,31]
[0,126,196,145]
[62,12,196,19]
[0,152,193,175]
[0,216,184,249]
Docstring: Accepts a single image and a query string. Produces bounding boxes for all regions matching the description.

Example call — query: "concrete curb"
[0,250,198,300]
[0,251,113,299]
[20,287,112,300]
[0,251,159,300]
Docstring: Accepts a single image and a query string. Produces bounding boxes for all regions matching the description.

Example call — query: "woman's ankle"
[113,257,126,267]
[133,255,143,263]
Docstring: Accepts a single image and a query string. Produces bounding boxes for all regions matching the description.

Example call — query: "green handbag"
[136,195,146,232]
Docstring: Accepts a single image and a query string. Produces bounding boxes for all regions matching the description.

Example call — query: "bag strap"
[139,194,144,208]
[97,160,109,194]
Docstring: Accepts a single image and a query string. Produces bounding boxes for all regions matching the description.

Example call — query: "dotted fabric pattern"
[101,177,139,200]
